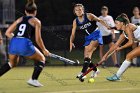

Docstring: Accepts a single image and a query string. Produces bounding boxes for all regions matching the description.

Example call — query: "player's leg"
[77,40,98,78]
[107,46,140,81]
[109,42,119,67]
[99,45,104,60]
[131,43,138,66]
[0,54,18,76]
[83,40,98,72]
[26,47,45,87]
[85,41,100,77]
[0,44,7,64]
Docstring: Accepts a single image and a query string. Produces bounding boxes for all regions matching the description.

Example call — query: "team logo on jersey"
[80,22,92,30]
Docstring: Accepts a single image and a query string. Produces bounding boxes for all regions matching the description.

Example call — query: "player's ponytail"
[25,0,37,14]
[116,13,130,25]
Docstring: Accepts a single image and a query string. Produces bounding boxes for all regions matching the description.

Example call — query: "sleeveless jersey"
[14,16,35,39]
[76,13,96,36]
[123,26,140,42]
[131,16,140,26]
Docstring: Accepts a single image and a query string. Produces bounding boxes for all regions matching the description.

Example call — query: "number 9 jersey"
[8,16,36,56]
[14,16,35,38]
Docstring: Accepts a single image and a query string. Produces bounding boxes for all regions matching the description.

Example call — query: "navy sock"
[32,62,45,80]
[81,58,91,73]
[89,63,97,71]
[0,63,11,76]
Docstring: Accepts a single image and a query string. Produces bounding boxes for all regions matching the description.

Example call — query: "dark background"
[15,0,140,25]
[15,0,140,50]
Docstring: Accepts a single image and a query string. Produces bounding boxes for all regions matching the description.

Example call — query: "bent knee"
[40,55,46,63]
[9,61,17,68]
[126,53,134,60]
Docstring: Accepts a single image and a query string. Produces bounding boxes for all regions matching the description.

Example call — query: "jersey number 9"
[17,24,26,36]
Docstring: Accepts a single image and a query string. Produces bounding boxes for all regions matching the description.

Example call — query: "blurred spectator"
[96,6,119,67]
[131,7,140,66]
[0,29,7,65]
[131,7,140,25]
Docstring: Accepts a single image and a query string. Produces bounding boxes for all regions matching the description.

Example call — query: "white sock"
[132,58,137,64]
[116,60,131,78]
[8,62,13,68]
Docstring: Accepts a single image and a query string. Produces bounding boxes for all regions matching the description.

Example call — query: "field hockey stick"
[79,50,116,81]
[49,53,80,65]
[98,50,116,65]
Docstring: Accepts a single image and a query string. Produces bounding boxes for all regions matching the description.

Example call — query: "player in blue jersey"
[70,4,111,80]
[0,0,50,87]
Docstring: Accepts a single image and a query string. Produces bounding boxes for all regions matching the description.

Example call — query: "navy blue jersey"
[14,16,35,39]
[76,13,96,36]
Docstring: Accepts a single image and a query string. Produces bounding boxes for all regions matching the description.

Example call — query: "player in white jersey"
[96,6,119,67]
[100,13,140,81]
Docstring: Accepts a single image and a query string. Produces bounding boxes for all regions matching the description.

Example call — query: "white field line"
[44,87,140,93]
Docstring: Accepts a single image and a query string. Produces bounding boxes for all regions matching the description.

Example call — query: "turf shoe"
[79,75,87,82]
[76,72,83,78]
[106,74,120,81]
[27,78,43,87]
[76,72,87,79]
[76,72,87,78]
[91,68,100,78]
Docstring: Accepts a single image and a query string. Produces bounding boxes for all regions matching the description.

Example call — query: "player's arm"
[0,30,3,40]
[34,18,50,56]
[0,30,3,44]
[117,26,133,51]
[70,19,77,52]
[87,13,110,29]
[110,16,116,39]
[111,29,116,40]
[5,18,22,38]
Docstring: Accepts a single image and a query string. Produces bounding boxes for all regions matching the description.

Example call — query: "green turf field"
[0,66,140,93]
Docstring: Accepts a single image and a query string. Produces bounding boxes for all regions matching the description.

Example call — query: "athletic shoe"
[91,68,100,78]
[27,78,43,87]
[76,72,83,78]
[106,74,120,81]
[115,64,120,68]
[79,75,87,82]
[76,72,86,79]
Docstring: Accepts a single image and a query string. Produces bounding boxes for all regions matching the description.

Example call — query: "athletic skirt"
[9,37,36,56]
[84,29,103,46]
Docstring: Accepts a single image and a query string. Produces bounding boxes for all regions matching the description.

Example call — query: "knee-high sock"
[116,60,131,78]
[32,62,45,80]
[89,62,97,71]
[81,58,91,73]
[0,62,12,76]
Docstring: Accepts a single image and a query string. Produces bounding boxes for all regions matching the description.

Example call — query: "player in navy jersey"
[0,0,50,87]
[70,4,111,80]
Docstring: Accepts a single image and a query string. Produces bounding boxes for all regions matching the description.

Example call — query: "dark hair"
[101,6,108,11]
[133,6,139,11]
[25,0,37,14]
[116,13,130,25]
[73,4,85,14]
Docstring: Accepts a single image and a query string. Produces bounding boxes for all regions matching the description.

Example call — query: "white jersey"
[124,26,140,45]
[131,16,140,25]
[96,15,115,36]
[133,26,140,41]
